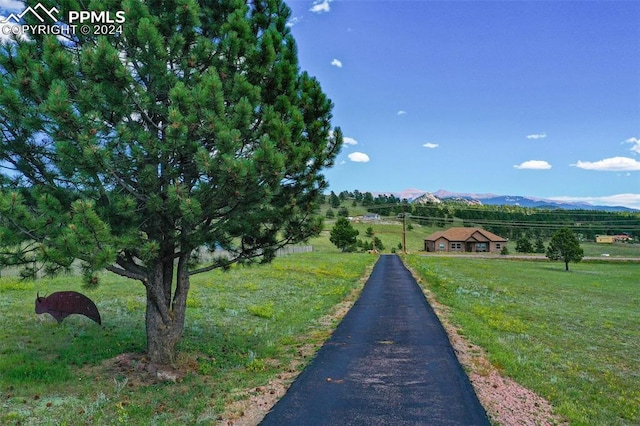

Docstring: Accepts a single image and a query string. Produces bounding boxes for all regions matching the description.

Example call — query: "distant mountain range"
[381,188,638,212]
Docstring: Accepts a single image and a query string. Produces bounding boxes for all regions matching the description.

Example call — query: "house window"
[496,243,501,250]
[451,243,461,250]
[476,243,488,252]
[439,243,445,250]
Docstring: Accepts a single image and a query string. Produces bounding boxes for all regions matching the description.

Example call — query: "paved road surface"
[260,254,490,425]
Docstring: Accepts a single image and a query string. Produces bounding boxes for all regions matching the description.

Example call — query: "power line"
[404,214,640,231]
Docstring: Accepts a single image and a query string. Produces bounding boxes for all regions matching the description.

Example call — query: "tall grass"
[0,252,375,425]
[404,255,640,425]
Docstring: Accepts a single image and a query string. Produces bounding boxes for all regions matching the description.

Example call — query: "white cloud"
[422,143,439,149]
[330,58,342,68]
[343,136,358,146]
[286,16,301,27]
[514,160,552,170]
[348,152,370,163]
[310,0,332,13]
[572,156,640,171]
[0,0,25,12]
[526,133,547,140]
[397,110,407,116]
[625,137,640,154]
[549,194,640,210]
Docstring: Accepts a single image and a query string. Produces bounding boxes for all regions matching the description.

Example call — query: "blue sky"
[1,0,639,208]
[285,0,640,208]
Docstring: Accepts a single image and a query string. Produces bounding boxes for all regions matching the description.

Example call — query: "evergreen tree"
[330,218,359,252]
[534,237,546,253]
[329,191,340,208]
[515,236,534,253]
[372,236,384,251]
[362,192,374,206]
[546,228,584,271]
[0,0,341,364]
[357,239,371,251]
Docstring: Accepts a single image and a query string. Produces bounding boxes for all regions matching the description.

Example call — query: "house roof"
[425,227,506,243]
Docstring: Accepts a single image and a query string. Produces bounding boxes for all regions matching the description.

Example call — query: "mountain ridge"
[374,189,637,212]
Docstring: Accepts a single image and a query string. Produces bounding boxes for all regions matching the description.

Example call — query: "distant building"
[424,227,507,253]
[363,214,380,221]
[596,235,616,243]
[596,234,632,243]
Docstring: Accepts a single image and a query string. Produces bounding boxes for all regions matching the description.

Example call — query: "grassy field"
[308,218,438,254]
[0,252,376,425]
[581,242,640,258]
[404,255,640,425]
[2,215,639,425]
[316,213,640,259]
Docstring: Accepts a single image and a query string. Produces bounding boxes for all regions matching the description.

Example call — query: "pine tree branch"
[106,264,147,282]
[115,251,149,278]
[109,170,147,202]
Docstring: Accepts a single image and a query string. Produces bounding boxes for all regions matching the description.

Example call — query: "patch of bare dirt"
[85,352,189,387]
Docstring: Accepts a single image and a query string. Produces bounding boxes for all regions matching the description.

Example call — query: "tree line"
[324,190,640,242]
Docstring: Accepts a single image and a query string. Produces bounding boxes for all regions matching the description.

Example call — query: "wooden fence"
[0,245,314,279]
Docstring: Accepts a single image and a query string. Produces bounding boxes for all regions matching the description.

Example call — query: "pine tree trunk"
[146,294,181,365]
[145,256,190,365]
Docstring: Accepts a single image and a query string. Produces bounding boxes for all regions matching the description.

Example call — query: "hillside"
[375,189,638,212]
[320,191,640,251]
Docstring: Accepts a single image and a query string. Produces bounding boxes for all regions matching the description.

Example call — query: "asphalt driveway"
[260,254,490,425]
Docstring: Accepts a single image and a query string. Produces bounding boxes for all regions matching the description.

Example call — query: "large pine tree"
[0,0,342,364]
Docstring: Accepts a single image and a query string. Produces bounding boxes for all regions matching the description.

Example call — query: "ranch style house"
[424,227,507,253]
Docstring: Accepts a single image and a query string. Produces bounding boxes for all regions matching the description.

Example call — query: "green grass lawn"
[404,255,640,425]
[0,252,376,425]
[2,216,639,425]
